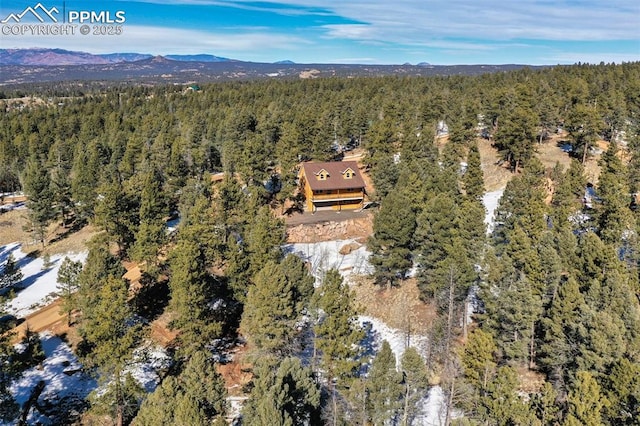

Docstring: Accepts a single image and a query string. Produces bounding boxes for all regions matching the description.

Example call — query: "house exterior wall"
[298,165,365,212]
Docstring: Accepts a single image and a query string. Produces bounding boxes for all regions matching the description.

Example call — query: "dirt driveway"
[285,208,374,227]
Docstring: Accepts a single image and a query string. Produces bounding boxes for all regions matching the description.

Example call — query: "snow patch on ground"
[125,343,173,393]
[482,188,504,234]
[359,315,446,425]
[0,243,87,318]
[8,332,97,425]
[288,240,447,425]
[286,239,373,285]
[415,386,446,425]
[358,315,427,367]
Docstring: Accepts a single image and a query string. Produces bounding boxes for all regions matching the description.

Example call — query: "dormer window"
[342,168,355,179]
[316,169,329,180]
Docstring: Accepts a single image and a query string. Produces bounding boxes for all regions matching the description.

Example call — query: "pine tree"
[596,140,634,244]
[565,371,608,426]
[0,253,23,290]
[94,180,138,254]
[168,239,221,357]
[22,155,54,247]
[77,236,126,318]
[56,256,83,326]
[130,168,166,267]
[242,356,320,426]
[241,261,298,355]
[81,275,142,426]
[539,276,586,389]
[367,340,403,425]
[493,273,543,365]
[281,254,315,317]
[604,358,640,425]
[133,376,179,425]
[463,142,485,200]
[246,205,286,277]
[492,158,547,247]
[494,104,538,173]
[314,269,364,425]
[70,141,100,221]
[530,381,559,426]
[90,373,144,426]
[481,366,533,425]
[178,351,228,423]
[400,346,429,426]
[368,188,416,286]
[460,328,497,392]
[50,164,74,228]
[566,102,603,164]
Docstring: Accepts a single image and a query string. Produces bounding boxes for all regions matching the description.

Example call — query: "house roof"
[301,161,366,191]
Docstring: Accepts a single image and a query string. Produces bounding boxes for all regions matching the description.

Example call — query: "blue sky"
[1,0,639,64]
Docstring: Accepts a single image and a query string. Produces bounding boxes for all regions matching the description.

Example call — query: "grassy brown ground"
[476,137,514,192]
[351,275,436,334]
[0,208,98,256]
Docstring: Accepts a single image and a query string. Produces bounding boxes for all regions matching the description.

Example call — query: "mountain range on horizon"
[0,48,435,67]
[0,47,541,86]
[0,48,247,66]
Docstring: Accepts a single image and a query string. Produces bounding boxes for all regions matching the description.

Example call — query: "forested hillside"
[1,62,639,425]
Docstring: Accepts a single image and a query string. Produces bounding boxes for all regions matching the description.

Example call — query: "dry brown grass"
[0,209,29,247]
[0,207,98,256]
[351,275,437,332]
[477,137,513,192]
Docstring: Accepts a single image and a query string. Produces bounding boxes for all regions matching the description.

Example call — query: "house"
[298,161,366,212]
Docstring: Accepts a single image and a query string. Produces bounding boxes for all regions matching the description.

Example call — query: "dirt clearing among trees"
[351,275,436,334]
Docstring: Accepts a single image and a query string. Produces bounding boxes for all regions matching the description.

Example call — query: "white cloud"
[211,0,640,43]
[0,25,309,56]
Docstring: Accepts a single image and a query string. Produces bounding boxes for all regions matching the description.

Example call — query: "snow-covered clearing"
[482,188,504,234]
[286,239,373,285]
[1,243,87,318]
[7,332,97,426]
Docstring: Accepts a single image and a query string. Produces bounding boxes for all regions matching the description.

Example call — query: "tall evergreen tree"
[246,205,286,278]
[566,102,603,164]
[242,356,320,426]
[481,366,533,425]
[367,340,403,425]
[22,155,54,247]
[94,179,138,254]
[168,239,221,357]
[460,328,497,393]
[241,260,300,356]
[400,346,429,426]
[314,269,364,425]
[368,188,416,286]
[494,104,538,173]
[56,256,83,326]
[130,168,166,267]
[463,142,485,200]
[81,275,142,426]
[134,351,227,425]
[565,371,608,426]
[596,140,634,244]
[604,358,640,425]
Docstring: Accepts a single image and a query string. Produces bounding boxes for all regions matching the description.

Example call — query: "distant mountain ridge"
[0,48,546,86]
[0,48,234,65]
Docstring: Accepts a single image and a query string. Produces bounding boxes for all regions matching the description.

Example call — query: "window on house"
[317,169,329,180]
